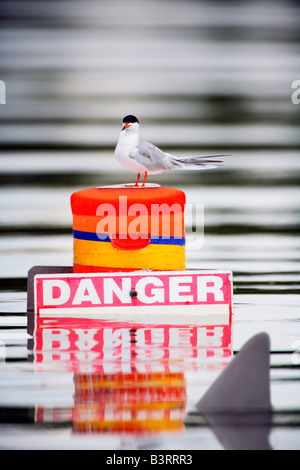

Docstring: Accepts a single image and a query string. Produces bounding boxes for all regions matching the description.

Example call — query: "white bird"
[115,115,225,186]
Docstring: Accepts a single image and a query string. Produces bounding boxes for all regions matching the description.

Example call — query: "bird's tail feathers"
[168,154,227,170]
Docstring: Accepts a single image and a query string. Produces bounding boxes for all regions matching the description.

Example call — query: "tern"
[115,115,226,186]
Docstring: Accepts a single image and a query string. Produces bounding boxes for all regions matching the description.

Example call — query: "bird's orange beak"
[122,122,131,130]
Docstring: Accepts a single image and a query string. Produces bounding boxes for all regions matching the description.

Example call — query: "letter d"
[42,280,71,306]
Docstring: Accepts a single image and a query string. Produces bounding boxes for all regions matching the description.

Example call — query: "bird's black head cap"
[123,115,139,124]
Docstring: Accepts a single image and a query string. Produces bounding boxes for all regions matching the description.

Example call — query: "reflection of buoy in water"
[73,372,187,434]
[70,185,186,273]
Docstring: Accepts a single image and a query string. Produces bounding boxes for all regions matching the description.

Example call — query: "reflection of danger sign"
[32,319,232,370]
[34,270,232,325]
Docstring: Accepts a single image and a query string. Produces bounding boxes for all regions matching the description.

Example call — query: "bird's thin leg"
[134,173,141,186]
[141,172,148,187]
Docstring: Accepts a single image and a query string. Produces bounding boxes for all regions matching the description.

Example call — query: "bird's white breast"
[115,130,146,173]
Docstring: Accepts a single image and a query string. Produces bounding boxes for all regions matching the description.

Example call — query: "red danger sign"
[34,270,232,325]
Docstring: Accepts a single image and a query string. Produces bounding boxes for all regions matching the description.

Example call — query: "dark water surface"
[0,0,299,449]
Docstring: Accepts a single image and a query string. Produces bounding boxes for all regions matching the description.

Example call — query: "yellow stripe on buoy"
[73,238,185,271]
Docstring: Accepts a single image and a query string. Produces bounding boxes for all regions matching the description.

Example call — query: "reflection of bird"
[115,115,226,187]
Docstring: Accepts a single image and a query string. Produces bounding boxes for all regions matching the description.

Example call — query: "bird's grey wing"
[135,139,174,171]
[134,139,225,171]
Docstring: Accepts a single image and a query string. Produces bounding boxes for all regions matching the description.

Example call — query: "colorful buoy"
[70,184,186,273]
